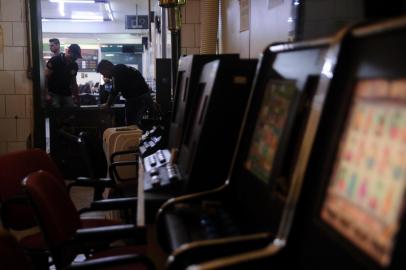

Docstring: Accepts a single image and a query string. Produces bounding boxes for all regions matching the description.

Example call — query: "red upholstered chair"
[0,229,33,270]
[0,228,154,270]
[22,170,152,270]
[0,149,128,269]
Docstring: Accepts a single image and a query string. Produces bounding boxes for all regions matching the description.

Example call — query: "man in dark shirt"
[98,76,113,104]
[45,44,82,108]
[49,38,61,56]
[96,59,153,129]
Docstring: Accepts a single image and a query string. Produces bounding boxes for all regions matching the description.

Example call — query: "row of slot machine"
[137,16,406,270]
[140,54,257,196]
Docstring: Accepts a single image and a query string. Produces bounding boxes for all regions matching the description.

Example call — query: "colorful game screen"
[245,80,296,183]
[321,79,406,266]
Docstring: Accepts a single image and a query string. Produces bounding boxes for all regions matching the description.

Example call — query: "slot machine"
[143,57,257,194]
[289,16,406,270]
[185,16,406,270]
[140,54,239,161]
[155,34,338,269]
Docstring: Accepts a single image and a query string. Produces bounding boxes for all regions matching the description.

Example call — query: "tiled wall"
[0,0,200,155]
[180,0,201,56]
[0,0,32,154]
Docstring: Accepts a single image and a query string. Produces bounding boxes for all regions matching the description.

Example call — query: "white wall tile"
[17,117,30,141]
[3,47,24,70]
[22,47,28,70]
[5,95,25,118]
[0,50,4,69]
[0,22,13,46]
[1,0,22,22]
[25,94,32,118]
[7,142,25,152]
[0,95,5,117]
[185,0,200,24]
[181,24,195,47]
[0,0,28,153]
[0,70,15,94]
[13,22,27,46]
[21,0,26,22]
[15,70,31,94]
[195,24,200,48]
[0,118,16,141]
[186,47,200,55]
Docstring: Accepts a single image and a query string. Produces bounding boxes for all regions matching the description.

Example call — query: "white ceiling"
[42,1,113,21]
[41,0,160,45]
[41,0,155,21]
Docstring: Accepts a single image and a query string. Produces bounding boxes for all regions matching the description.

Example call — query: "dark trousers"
[125,92,153,130]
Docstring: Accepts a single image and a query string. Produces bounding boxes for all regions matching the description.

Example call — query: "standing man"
[96,59,153,129]
[45,44,82,108]
[49,38,61,56]
[99,76,113,104]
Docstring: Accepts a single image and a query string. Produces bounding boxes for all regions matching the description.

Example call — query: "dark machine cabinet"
[48,106,125,179]
[156,58,172,115]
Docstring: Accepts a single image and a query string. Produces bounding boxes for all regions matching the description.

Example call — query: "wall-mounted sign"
[125,15,149,29]
[240,0,250,32]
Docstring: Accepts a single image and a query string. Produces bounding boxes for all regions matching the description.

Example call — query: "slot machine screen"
[321,79,406,266]
[245,80,297,183]
[171,71,186,123]
[168,69,190,149]
[181,82,206,149]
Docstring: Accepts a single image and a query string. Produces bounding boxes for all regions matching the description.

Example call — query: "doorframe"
[28,0,45,149]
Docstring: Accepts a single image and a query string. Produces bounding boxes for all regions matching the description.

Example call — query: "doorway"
[29,0,167,149]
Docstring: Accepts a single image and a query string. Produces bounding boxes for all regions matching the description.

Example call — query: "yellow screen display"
[321,79,406,266]
[245,80,296,183]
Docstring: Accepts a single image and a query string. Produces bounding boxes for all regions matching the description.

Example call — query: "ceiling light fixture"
[45,0,113,22]
[105,3,114,21]
[49,0,96,3]
[49,0,109,3]
[71,11,103,21]
[41,18,104,22]
[58,2,65,16]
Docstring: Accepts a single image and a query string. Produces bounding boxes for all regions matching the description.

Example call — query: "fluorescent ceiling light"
[50,0,96,3]
[41,18,103,22]
[44,0,113,22]
[105,3,114,21]
[71,11,103,20]
[70,19,104,22]
[58,2,65,16]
